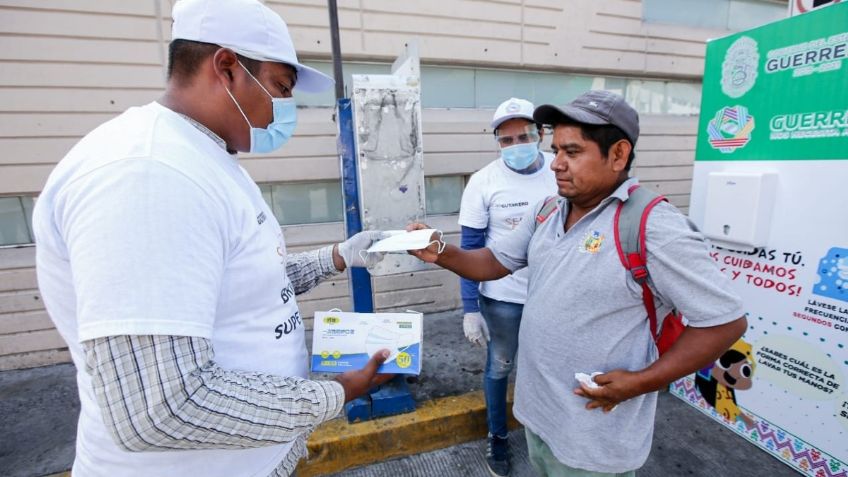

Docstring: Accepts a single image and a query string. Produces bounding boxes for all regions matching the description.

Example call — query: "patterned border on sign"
[670,378,847,477]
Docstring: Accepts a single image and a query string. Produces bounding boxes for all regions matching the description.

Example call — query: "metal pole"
[337,99,374,312]
[329,0,373,312]
[327,0,345,99]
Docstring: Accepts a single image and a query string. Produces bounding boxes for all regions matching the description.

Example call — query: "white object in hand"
[575,372,618,412]
[366,229,444,253]
[575,372,603,389]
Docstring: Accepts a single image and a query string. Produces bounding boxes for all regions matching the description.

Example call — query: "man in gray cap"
[408,90,746,476]
[32,0,390,475]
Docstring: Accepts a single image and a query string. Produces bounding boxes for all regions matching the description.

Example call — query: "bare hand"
[573,369,648,413]
[335,349,395,403]
[405,222,441,263]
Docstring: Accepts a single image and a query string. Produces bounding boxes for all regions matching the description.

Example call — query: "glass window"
[643,0,787,31]
[727,0,788,31]
[531,73,595,107]
[421,66,476,108]
[0,196,35,246]
[665,82,702,115]
[591,77,627,96]
[260,181,344,226]
[473,69,526,108]
[293,60,701,116]
[625,80,669,115]
[643,0,730,29]
[425,176,464,215]
[475,69,595,108]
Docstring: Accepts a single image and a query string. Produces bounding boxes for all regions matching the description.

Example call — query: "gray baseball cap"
[534,90,640,145]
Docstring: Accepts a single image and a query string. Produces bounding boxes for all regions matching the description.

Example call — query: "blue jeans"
[478,294,523,439]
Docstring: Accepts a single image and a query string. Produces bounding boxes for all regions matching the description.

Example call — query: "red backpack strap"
[535,196,559,226]
[613,184,667,341]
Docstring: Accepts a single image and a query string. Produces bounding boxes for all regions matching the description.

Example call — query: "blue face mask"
[501,142,539,171]
[225,62,297,153]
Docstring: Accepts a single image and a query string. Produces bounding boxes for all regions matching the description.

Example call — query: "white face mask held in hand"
[366,229,446,254]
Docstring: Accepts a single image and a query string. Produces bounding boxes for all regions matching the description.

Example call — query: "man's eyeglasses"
[496,129,540,147]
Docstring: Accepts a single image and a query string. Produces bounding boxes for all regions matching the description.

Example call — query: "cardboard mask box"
[311,311,423,375]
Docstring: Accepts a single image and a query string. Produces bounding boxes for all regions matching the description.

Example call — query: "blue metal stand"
[343,378,416,423]
[337,97,374,313]
[337,97,415,422]
[370,378,416,418]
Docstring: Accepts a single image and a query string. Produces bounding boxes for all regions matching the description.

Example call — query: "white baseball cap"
[171,0,334,93]
[491,97,536,129]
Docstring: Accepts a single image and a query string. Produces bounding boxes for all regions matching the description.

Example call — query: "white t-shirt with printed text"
[33,102,307,477]
[458,152,556,304]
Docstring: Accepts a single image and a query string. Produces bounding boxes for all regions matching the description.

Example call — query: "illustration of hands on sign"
[813,247,848,303]
[695,338,757,428]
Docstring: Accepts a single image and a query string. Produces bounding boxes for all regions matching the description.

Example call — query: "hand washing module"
[311,311,423,374]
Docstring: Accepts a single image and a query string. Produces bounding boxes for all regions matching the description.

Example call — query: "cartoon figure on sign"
[694,338,756,427]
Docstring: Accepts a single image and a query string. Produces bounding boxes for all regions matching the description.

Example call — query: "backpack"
[534,184,686,356]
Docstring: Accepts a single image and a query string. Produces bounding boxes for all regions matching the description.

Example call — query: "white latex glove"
[463,312,490,346]
[337,230,386,268]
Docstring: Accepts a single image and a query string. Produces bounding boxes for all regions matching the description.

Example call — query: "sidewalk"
[0,309,799,476]
[328,394,799,477]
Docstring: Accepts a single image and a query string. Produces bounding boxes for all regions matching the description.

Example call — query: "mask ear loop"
[237,60,274,99]
[428,230,447,255]
[223,59,275,132]
[358,249,369,265]
[224,86,253,127]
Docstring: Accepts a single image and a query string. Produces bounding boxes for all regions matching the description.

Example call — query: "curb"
[297,386,519,476]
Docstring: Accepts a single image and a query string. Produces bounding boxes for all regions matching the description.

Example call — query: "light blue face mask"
[501,142,540,171]
[225,61,297,153]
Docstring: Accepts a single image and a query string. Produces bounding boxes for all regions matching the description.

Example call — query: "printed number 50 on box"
[311,311,422,375]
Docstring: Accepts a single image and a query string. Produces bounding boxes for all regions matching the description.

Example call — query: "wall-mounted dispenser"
[702,171,777,250]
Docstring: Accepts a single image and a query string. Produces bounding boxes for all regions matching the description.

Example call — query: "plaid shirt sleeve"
[83,335,345,476]
[285,245,341,295]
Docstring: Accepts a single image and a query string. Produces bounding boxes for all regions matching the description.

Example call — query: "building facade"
[0,0,788,370]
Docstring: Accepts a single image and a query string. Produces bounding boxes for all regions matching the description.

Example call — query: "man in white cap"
[457,97,556,476]
[32,1,391,475]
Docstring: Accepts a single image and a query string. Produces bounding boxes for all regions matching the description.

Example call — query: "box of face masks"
[311,311,423,375]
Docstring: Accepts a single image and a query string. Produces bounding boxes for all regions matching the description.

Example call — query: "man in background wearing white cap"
[32,1,391,475]
[457,97,556,476]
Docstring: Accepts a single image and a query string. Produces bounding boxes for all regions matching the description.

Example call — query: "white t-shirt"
[458,152,556,304]
[33,102,307,477]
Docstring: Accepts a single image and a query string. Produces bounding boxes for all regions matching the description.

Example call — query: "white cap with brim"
[491,97,536,130]
[171,0,334,93]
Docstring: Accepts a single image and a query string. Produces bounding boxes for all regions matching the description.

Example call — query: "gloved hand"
[337,230,386,268]
[463,312,490,346]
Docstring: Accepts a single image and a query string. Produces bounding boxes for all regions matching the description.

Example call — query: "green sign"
[696,3,848,161]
